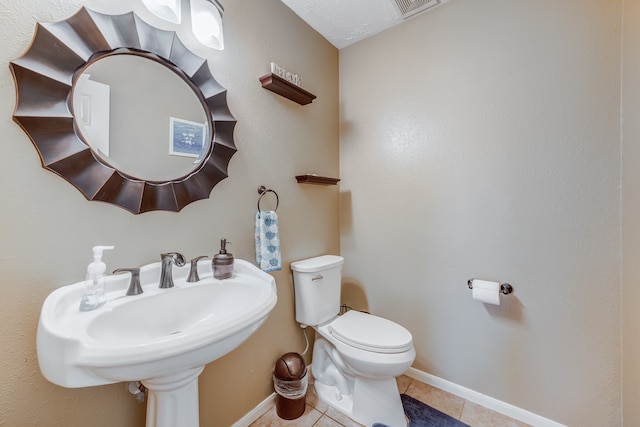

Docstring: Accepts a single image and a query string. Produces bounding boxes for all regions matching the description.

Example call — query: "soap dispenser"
[79,245,114,312]
[213,238,234,279]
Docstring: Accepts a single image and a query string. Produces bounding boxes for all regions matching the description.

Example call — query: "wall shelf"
[295,174,340,185]
[259,73,316,105]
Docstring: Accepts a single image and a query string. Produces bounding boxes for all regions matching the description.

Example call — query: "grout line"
[459,399,467,421]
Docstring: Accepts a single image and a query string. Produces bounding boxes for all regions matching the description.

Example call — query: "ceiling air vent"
[392,0,440,19]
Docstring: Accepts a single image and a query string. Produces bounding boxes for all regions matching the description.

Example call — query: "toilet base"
[314,376,407,427]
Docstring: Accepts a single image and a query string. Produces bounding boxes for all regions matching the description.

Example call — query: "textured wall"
[622,0,640,425]
[339,0,621,425]
[0,0,338,425]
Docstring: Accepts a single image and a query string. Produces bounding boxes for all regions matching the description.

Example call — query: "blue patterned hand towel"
[255,210,282,272]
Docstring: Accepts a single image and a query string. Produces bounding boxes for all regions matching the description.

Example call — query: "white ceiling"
[279,0,448,49]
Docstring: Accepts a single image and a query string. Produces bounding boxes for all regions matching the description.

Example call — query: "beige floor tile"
[313,415,345,427]
[405,380,465,420]
[305,378,330,414]
[306,373,363,426]
[324,406,365,427]
[460,401,533,427]
[249,404,322,427]
[396,374,413,394]
[259,372,533,427]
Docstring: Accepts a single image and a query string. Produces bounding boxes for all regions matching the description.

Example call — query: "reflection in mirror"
[73,54,210,182]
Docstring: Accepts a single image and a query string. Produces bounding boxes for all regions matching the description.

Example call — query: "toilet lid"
[328,310,413,354]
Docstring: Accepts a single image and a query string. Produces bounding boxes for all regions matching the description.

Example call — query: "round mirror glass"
[72,54,211,182]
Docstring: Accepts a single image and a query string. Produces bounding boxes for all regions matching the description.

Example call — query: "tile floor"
[249,374,532,427]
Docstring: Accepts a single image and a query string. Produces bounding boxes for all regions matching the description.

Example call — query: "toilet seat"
[327,310,413,354]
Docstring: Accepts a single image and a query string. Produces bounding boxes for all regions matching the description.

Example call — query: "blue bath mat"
[373,394,470,427]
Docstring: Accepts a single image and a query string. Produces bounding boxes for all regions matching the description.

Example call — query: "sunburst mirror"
[10,7,237,214]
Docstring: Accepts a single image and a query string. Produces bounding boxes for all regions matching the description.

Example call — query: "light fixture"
[141,0,181,24]
[141,0,224,50]
[191,0,224,50]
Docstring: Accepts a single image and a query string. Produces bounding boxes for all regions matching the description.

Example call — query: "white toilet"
[291,255,415,427]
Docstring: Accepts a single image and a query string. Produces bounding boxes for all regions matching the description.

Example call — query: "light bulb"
[191,0,224,50]
[141,0,181,24]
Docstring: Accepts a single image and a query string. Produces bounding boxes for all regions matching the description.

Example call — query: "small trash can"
[273,352,308,420]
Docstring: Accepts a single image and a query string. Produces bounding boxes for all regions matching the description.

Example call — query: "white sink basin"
[36,259,277,427]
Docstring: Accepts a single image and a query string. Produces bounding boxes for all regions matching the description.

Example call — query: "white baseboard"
[232,366,566,427]
[405,367,566,427]
[231,393,276,427]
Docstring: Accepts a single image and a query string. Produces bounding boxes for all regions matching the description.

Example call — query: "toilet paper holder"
[467,279,514,295]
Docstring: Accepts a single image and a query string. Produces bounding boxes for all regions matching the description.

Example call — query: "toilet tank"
[291,255,344,326]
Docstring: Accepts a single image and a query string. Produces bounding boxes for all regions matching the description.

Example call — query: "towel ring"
[257,186,279,212]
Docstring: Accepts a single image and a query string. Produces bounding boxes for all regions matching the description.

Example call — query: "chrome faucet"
[159,252,186,288]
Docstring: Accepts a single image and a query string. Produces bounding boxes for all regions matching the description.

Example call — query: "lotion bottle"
[213,238,234,279]
[79,245,114,311]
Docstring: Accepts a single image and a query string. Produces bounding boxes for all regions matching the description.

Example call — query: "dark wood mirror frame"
[10,7,237,214]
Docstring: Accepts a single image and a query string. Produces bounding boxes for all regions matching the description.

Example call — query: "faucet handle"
[187,256,209,283]
[112,268,143,296]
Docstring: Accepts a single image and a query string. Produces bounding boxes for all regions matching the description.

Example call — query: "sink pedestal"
[142,366,205,427]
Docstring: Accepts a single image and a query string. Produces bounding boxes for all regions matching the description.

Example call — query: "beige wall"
[340,0,621,425]
[622,0,640,425]
[0,0,338,426]
[4,0,638,425]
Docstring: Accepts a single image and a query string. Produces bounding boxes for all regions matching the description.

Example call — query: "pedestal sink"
[36,259,277,427]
